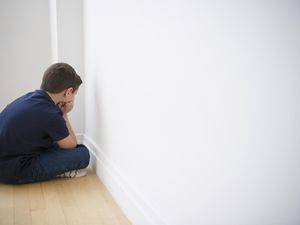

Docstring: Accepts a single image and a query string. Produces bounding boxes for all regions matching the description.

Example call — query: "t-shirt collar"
[36,89,56,104]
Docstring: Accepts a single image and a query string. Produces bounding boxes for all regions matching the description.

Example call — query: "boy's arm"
[63,114,77,144]
[56,102,78,149]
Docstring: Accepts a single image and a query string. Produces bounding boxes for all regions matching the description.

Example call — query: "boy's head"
[41,63,82,94]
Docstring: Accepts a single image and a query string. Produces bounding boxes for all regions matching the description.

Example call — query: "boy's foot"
[56,168,87,178]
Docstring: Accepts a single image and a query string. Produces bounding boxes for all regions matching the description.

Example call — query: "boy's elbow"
[57,135,77,149]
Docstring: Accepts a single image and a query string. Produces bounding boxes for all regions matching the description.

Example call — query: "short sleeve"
[45,114,69,141]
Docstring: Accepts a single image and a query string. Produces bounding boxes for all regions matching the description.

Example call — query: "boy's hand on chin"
[57,101,74,115]
[57,101,65,109]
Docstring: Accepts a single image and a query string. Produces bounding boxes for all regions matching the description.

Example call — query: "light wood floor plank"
[29,182,45,211]
[0,184,13,208]
[87,174,131,225]
[31,209,48,225]
[0,207,14,225]
[57,179,77,208]
[42,180,68,225]
[0,169,131,225]
[13,184,32,225]
[0,183,14,225]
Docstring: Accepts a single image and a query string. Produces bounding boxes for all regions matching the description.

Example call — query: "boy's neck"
[46,91,63,105]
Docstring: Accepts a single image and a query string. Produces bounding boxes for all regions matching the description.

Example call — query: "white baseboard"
[76,133,167,225]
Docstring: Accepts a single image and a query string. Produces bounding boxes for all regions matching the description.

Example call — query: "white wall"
[0,0,52,110]
[56,0,85,133]
[84,0,300,225]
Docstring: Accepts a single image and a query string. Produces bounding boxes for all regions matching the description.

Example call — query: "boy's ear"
[64,88,74,96]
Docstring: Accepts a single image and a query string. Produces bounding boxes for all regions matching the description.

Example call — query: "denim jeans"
[17,144,90,184]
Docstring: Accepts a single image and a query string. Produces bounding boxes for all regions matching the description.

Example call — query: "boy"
[0,63,90,184]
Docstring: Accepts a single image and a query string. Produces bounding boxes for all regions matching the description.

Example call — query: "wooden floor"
[0,169,131,225]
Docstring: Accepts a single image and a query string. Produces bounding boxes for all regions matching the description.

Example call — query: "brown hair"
[40,63,82,93]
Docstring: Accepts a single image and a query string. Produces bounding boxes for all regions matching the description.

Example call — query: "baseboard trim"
[76,133,167,225]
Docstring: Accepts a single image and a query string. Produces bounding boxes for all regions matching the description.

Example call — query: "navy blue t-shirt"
[0,90,69,183]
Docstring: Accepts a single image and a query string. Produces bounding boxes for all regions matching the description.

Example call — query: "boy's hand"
[57,101,74,115]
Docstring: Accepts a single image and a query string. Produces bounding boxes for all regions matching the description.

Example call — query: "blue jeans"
[17,144,90,184]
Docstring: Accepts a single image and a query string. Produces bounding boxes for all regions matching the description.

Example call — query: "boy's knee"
[76,144,90,167]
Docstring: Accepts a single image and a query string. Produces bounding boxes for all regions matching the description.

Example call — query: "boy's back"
[0,63,90,184]
[0,90,68,182]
